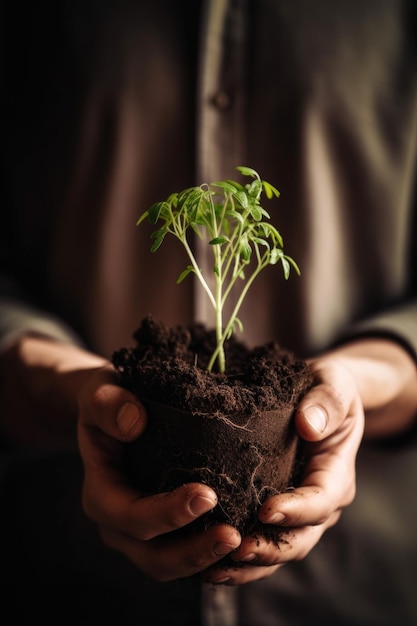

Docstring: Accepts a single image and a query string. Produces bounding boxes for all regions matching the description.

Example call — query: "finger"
[83,476,221,540]
[264,477,355,528]
[78,364,147,441]
[259,445,358,528]
[225,509,342,572]
[259,409,363,528]
[100,522,241,582]
[295,361,360,441]
[258,447,358,528]
[203,562,282,586]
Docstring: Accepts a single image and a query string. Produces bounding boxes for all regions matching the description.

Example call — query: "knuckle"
[134,528,154,542]
[321,382,345,415]
[188,554,213,571]
[167,510,190,529]
[80,487,95,521]
[97,525,112,546]
[308,364,349,413]
[342,481,356,507]
[146,556,203,582]
[330,510,342,527]
[288,510,307,526]
[149,568,177,582]
[90,385,109,413]
[314,512,331,526]
[294,544,313,561]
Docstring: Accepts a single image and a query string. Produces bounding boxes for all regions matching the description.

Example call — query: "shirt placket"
[196,2,247,624]
[195,0,248,331]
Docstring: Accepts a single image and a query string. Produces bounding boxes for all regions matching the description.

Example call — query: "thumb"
[78,365,147,442]
[294,360,359,442]
[295,402,329,441]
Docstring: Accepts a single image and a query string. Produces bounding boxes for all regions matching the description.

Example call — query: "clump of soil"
[112,315,314,545]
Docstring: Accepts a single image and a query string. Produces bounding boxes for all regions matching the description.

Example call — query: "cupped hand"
[201,357,365,585]
[77,365,242,581]
[78,337,415,586]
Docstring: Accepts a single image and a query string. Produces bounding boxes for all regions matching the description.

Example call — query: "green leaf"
[191,222,203,238]
[250,206,263,221]
[148,202,168,225]
[226,316,244,340]
[262,223,283,246]
[269,248,280,265]
[150,231,166,252]
[212,181,238,194]
[236,165,259,179]
[259,207,271,219]
[262,181,280,199]
[177,265,195,284]
[232,190,249,208]
[136,211,149,226]
[229,210,244,224]
[281,257,291,279]
[167,192,178,206]
[286,255,301,275]
[252,237,269,248]
[234,317,244,333]
[224,179,246,192]
[247,180,262,199]
[239,240,252,262]
[176,187,197,211]
[209,236,229,245]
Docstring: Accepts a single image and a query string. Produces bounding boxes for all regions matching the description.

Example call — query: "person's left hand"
[201,356,365,585]
[202,336,417,585]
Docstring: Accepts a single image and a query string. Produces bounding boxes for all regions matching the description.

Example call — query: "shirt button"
[211,91,232,110]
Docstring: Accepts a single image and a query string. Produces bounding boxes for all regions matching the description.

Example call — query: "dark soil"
[112,316,314,549]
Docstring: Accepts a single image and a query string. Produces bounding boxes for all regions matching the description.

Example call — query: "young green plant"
[137,166,300,374]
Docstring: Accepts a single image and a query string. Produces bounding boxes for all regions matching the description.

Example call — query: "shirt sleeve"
[340,299,417,362]
[0,278,84,353]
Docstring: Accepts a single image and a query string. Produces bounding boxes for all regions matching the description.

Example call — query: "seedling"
[137,166,300,373]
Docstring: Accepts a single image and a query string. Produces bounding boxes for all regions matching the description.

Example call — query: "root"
[247,446,265,505]
[214,412,253,432]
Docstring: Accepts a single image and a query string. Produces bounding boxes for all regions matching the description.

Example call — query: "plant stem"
[210,190,226,373]
[139,167,299,374]
[207,249,269,372]
[181,236,217,310]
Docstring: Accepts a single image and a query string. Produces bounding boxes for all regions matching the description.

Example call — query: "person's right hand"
[0,335,242,581]
[76,363,243,581]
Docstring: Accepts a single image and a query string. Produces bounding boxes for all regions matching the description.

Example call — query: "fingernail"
[117,402,140,436]
[189,495,217,517]
[265,511,285,524]
[213,576,231,585]
[303,405,327,434]
[239,552,256,562]
[214,542,237,556]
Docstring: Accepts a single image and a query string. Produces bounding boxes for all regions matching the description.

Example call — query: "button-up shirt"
[1,1,417,624]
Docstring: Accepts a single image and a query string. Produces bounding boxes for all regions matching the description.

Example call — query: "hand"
[201,357,364,585]
[0,335,242,581]
[77,364,242,581]
[202,337,417,586]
